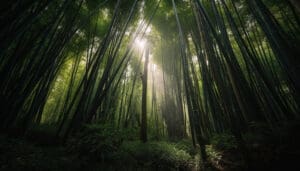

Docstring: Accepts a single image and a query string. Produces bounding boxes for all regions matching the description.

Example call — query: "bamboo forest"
[1,0,300,170]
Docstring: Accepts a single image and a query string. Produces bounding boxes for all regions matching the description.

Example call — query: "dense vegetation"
[0,0,299,170]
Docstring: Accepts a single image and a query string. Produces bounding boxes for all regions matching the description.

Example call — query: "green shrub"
[67,123,138,161]
[174,139,197,156]
[66,123,197,169]
[205,145,222,163]
[120,141,193,169]
[210,132,238,151]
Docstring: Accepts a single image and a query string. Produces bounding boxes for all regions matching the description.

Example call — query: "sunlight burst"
[134,38,146,50]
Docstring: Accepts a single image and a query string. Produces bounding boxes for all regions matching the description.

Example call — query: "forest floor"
[1,121,300,171]
[0,135,202,171]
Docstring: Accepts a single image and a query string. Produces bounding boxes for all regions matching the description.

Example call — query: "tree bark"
[141,46,149,143]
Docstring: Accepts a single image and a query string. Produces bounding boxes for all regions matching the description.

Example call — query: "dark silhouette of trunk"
[141,46,149,143]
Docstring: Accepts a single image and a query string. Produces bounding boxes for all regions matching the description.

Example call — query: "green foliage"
[174,139,198,156]
[120,141,193,169]
[67,123,138,161]
[0,135,198,170]
[64,123,198,169]
[205,145,222,163]
[210,132,238,151]
[66,123,197,169]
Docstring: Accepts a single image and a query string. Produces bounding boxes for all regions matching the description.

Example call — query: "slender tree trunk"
[141,46,149,143]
